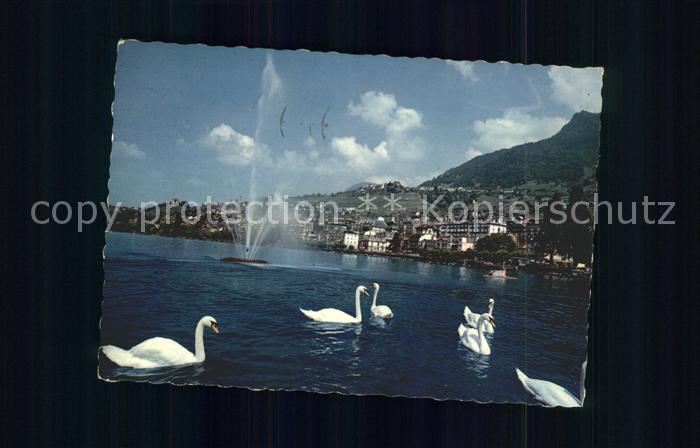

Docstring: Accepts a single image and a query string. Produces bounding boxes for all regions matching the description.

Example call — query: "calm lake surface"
[100,232,589,404]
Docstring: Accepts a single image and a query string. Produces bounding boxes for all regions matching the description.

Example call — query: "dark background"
[2,0,698,446]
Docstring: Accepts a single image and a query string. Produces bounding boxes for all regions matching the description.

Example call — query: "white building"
[343,230,359,249]
[456,236,475,251]
[360,230,389,253]
[418,227,436,244]
[469,221,507,235]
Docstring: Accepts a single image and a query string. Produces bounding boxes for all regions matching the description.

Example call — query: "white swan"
[458,313,496,355]
[101,316,219,369]
[464,298,495,333]
[515,361,587,407]
[370,282,393,319]
[300,285,369,324]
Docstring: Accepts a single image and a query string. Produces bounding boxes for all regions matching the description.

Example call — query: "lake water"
[100,232,589,404]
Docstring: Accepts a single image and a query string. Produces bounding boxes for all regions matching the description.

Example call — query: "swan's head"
[359,285,370,296]
[202,316,219,334]
[372,282,380,289]
[489,298,495,305]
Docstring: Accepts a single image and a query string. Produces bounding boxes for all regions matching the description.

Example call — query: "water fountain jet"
[221,53,281,266]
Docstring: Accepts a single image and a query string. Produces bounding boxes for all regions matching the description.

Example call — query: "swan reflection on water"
[369,315,392,329]
[458,344,492,379]
[303,321,363,357]
[303,321,364,335]
[106,361,206,384]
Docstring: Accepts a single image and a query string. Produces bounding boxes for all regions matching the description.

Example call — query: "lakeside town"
[109,180,595,281]
[108,105,600,283]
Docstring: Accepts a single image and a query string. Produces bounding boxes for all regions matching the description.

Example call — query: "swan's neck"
[354,288,362,321]
[372,286,379,308]
[488,301,494,315]
[194,320,206,362]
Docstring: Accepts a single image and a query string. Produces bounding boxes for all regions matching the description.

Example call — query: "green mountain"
[421,111,600,189]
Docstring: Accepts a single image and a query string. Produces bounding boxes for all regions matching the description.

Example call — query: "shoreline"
[108,230,590,281]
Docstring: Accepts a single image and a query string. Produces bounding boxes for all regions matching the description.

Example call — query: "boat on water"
[484,263,516,279]
[222,257,268,265]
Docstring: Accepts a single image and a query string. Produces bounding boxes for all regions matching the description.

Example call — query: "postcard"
[100,41,602,406]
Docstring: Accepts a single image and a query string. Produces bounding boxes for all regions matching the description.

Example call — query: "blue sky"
[110,41,603,205]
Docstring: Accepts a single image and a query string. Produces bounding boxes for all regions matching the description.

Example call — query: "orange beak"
[211,322,220,334]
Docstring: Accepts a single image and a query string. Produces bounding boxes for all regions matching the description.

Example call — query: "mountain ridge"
[420,111,601,189]
[345,181,378,192]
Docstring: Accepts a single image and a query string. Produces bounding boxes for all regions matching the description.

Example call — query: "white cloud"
[199,54,281,171]
[348,91,423,135]
[446,60,478,82]
[386,107,423,135]
[469,109,567,153]
[348,91,396,127]
[347,91,425,163]
[303,136,316,148]
[200,124,262,166]
[280,133,438,191]
[331,136,389,171]
[113,141,146,160]
[465,147,483,161]
[548,66,603,112]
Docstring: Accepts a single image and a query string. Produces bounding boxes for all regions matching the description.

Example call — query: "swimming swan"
[370,283,393,319]
[300,285,369,324]
[464,298,495,333]
[458,313,496,355]
[101,316,219,369]
[515,361,587,407]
